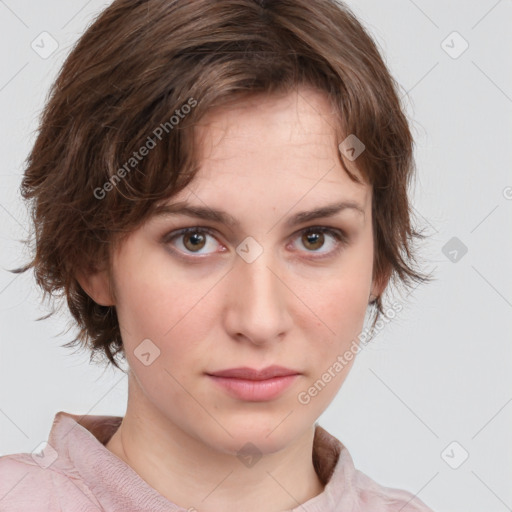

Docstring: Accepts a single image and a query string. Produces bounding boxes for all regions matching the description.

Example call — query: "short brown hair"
[14,0,432,370]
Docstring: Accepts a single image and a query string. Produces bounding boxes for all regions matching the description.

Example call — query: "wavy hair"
[14,0,432,369]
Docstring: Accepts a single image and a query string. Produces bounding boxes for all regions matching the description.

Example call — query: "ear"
[76,268,115,306]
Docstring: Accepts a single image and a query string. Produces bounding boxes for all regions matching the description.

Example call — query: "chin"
[205,414,313,456]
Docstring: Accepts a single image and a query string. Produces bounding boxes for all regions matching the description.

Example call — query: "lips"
[206,365,300,380]
[206,366,300,401]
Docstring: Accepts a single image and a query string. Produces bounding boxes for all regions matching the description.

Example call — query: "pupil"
[304,232,323,250]
[185,233,205,251]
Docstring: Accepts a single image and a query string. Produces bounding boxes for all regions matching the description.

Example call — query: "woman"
[0,0,434,510]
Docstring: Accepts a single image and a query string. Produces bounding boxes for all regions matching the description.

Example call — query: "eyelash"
[161,226,348,261]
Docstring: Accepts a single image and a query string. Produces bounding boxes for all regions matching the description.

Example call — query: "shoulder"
[0,453,55,510]
[0,453,97,511]
[0,452,57,489]
[349,459,435,512]
[314,426,435,511]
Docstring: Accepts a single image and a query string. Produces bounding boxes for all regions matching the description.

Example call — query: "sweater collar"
[49,410,356,511]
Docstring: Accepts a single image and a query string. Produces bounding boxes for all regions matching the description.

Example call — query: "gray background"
[0,1,511,511]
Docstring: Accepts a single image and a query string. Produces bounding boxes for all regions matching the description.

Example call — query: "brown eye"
[183,232,207,252]
[290,226,347,258]
[301,231,325,251]
[163,227,221,256]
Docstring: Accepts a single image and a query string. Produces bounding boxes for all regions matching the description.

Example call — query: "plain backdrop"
[0,1,511,511]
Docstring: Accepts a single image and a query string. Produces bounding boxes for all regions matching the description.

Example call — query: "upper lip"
[207,365,300,380]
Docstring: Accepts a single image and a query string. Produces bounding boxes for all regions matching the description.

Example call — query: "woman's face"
[98,87,382,455]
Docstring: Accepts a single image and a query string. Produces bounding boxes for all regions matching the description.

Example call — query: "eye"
[163,227,223,255]
[161,225,348,260]
[289,226,347,258]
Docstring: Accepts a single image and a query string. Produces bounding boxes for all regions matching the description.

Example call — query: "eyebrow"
[152,199,365,229]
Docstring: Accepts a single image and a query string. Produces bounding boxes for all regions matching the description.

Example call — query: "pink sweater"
[0,411,434,511]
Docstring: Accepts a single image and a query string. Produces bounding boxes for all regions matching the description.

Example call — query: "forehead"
[196,87,340,157]
[188,87,369,203]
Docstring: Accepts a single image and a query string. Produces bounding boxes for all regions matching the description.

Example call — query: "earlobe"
[76,269,115,306]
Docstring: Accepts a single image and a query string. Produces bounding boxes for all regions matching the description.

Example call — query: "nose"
[223,246,293,346]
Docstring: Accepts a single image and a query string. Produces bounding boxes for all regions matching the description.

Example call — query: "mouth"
[205,366,301,401]
[206,365,300,380]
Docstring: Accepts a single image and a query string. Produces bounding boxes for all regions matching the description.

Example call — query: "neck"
[105,377,325,512]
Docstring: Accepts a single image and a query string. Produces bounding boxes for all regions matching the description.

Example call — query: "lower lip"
[207,374,299,401]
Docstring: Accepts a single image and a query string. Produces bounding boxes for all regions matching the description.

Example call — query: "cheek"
[114,273,169,340]
[302,253,372,333]
[307,278,369,349]
[113,249,221,373]
[297,254,373,378]
[113,241,193,333]
[294,274,370,412]
[115,267,209,404]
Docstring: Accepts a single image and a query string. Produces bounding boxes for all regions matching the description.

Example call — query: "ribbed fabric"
[0,411,434,511]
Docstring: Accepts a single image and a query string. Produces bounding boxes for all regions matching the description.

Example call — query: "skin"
[79,86,388,512]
